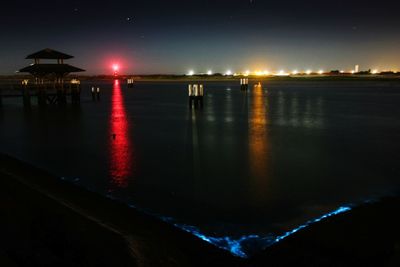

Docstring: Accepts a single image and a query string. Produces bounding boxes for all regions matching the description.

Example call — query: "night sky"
[1,0,400,75]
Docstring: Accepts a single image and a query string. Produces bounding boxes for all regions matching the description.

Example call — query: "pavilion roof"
[26,48,74,59]
[19,64,85,75]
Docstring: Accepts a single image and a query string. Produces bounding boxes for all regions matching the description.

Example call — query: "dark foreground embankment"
[251,197,400,267]
[1,153,399,266]
[0,154,242,267]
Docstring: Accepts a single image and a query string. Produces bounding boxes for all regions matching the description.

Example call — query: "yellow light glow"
[244,70,250,76]
[306,70,312,75]
[292,70,298,75]
[263,70,270,75]
[255,71,264,76]
[371,69,379,74]
[225,70,232,76]
[277,70,286,76]
[318,70,324,75]
[70,79,80,84]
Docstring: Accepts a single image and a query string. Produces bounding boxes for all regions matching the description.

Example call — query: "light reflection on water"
[109,79,132,189]
[1,80,399,257]
[248,84,270,202]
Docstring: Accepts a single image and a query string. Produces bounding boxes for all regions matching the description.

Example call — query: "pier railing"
[0,79,82,107]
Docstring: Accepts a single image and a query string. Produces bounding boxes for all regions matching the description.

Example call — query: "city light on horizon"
[182,66,396,77]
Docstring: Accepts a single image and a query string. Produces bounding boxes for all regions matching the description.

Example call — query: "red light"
[112,64,119,71]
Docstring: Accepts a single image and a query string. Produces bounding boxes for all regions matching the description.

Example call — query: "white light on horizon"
[306,70,312,75]
[207,70,213,75]
[318,70,324,75]
[371,69,379,74]
[292,70,298,75]
[277,70,288,76]
[187,70,195,76]
[225,70,233,76]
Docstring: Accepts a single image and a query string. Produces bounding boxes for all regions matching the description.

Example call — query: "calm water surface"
[1,80,399,256]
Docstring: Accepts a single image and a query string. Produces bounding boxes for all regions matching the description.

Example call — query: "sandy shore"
[1,153,399,266]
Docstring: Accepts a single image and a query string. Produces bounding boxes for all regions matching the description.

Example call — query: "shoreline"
[1,75,400,83]
[1,153,399,266]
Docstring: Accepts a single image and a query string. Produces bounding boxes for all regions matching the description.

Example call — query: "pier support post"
[193,84,199,109]
[22,85,31,108]
[199,84,204,108]
[188,84,204,109]
[38,87,47,107]
[188,84,193,108]
[71,84,79,105]
[91,87,96,101]
[56,88,63,105]
[240,78,249,91]
[61,87,67,104]
[127,78,134,88]
[96,87,100,101]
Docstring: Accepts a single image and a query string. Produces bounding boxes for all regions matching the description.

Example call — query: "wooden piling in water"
[188,84,193,108]
[70,84,80,105]
[127,78,134,88]
[240,78,249,91]
[38,86,47,107]
[22,86,31,108]
[91,87,96,101]
[96,87,100,101]
[188,84,204,109]
[199,84,204,108]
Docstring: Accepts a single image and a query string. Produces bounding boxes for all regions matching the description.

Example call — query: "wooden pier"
[2,48,86,108]
[0,81,82,107]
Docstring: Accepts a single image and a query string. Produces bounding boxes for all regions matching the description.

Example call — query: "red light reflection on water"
[109,79,132,188]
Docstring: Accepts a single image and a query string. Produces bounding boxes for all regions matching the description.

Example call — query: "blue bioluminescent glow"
[273,206,352,243]
[57,177,353,258]
[161,206,352,258]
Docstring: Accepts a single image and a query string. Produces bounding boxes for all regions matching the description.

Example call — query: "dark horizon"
[1,0,400,75]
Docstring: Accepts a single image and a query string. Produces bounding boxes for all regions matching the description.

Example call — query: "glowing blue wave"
[161,206,352,258]
[61,177,353,258]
